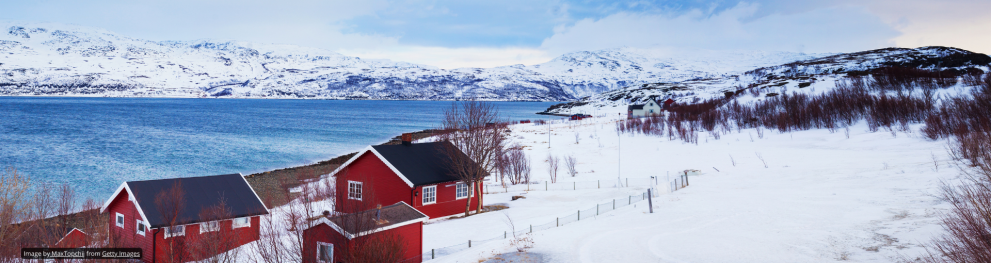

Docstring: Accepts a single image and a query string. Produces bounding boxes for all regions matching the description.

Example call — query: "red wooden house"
[100,174,269,263]
[55,228,89,248]
[303,202,428,263]
[331,138,483,219]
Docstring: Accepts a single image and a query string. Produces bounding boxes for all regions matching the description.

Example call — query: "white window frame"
[200,221,219,233]
[422,185,437,205]
[164,225,185,238]
[455,182,469,199]
[116,213,124,228]
[347,181,363,200]
[316,242,333,263]
[233,217,251,229]
[136,220,146,236]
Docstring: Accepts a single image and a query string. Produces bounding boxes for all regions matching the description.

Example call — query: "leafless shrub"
[755,152,768,168]
[503,213,533,253]
[192,198,242,263]
[502,145,531,185]
[0,167,32,260]
[547,154,559,183]
[564,155,578,177]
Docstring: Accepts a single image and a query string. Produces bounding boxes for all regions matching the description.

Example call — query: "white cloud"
[855,0,991,54]
[539,2,900,57]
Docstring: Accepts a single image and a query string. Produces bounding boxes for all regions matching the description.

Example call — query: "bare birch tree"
[0,167,32,261]
[438,101,506,216]
[547,154,559,183]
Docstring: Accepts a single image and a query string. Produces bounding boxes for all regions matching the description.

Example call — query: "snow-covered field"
[422,112,954,262]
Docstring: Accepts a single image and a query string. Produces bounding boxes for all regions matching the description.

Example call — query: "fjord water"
[0,97,560,201]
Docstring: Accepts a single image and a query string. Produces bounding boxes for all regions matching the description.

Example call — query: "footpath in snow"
[422,111,954,263]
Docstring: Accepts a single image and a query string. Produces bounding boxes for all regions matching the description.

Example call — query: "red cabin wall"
[335,152,414,213]
[153,216,261,263]
[411,181,482,218]
[106,189,155,262]
[303,221,423,263]
[335,152,484,218]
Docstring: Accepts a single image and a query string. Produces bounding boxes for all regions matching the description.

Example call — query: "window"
[116,213,124,228]
[317,242,333,262]
[136,220,146,236]
[233,217,250,229]
[422,185,436,205]
[164,225,185,238]
[348,181,362,200]
[456,183,469,199]
[200,221,219,233]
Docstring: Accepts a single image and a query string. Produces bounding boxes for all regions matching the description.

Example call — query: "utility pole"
[618,118,622,188]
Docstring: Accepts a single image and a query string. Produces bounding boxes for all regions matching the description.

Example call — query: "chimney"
[401,133,412,146]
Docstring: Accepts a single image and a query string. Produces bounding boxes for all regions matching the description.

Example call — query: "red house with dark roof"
[303,202,427,263]
[330,138,483,219]
[100,174,269,263]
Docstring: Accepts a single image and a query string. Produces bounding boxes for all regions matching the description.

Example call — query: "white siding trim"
[101,183,151,231]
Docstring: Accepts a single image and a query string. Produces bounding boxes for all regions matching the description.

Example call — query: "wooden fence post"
[648,189,654,213]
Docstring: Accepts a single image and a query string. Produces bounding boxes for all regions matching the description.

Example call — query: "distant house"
[55,228,88,248]
[628,98,663,118]
[303,202,428,263]
[100,174,269,262]
[330,136,484,219]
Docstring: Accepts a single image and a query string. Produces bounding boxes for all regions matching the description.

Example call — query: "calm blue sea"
[0,97,560,202]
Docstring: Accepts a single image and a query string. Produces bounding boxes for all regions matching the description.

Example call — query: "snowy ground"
[422,113,956,263]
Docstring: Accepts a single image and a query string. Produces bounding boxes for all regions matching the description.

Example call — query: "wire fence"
[414,189,661,261]
[484,177,658,194]
[399,173,699,262]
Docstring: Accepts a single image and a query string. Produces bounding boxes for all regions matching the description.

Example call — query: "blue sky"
[1,0,989,68]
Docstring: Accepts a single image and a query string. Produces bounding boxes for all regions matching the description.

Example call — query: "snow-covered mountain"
[544,46,991,114]
[0,22,825,100]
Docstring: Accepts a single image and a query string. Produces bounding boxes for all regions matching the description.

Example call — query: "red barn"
[55,228,89,248]
[303,202,427,263]
[100,174,269,263]
[331,139,483,219]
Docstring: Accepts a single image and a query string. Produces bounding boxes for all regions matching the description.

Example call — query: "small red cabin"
[330,139,483,219]
[303,202,427,263]
[55,228,89,248]
[100,174,269,263]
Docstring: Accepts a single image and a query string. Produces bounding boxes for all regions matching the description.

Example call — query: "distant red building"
[55,228,88,248]
[330,137,483,219]
[101,174,269,262]
[303,202,427,263]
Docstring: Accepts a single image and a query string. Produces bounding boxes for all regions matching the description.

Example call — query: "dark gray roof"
[325,202,427,236]
[371,141,473,186]
[127,174,268,228]
[628,104,644,110]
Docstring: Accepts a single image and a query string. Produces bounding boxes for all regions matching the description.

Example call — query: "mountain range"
[0,22,823,101]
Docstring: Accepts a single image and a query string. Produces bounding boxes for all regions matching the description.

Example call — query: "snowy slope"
[0,22,823,100]
[545,46,991,115]
[417,116,954,263]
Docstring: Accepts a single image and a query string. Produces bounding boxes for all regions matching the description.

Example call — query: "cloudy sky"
[2,0,989,69]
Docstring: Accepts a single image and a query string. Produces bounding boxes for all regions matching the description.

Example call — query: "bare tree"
[191,198,241,263]
[438,101,506,216]
[55,183,76,243]
[565,155,578,177]
[502,145,530,185]
[0,167,32,261]
[547,154,560,183]
[155,181,187,263]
